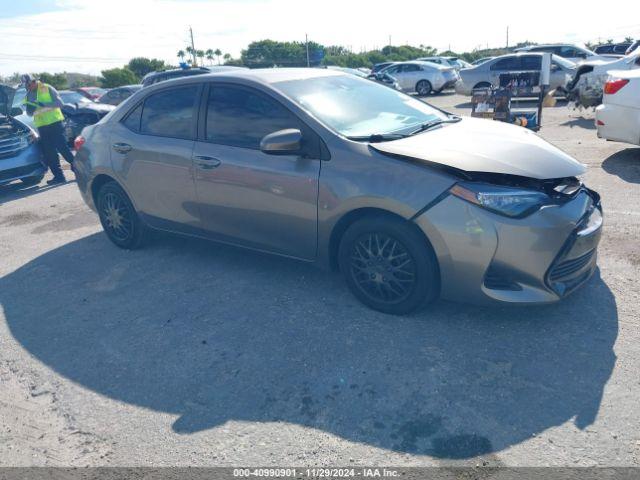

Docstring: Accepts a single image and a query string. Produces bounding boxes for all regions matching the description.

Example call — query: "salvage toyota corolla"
[73,69,602,314]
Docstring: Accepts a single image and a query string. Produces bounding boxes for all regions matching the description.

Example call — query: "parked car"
[74,86,108,101]
[417,56,472,70]
[515,44,613,63]
[594,43,631,55]
[371,62,394,74]
[325,66,369,78]
[371,71,401,90]
[73,69,602,314]
[596,69,640,146]
[455,53,576,95]
[58,90,115,147]
[472,57,494,66]
[379,61,458,95]
[0,85,45,186]
[566,49,640,108]
[99,85,142,106]
[142,66,247,88]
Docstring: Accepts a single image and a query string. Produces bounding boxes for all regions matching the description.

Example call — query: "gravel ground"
[0,94,639,467]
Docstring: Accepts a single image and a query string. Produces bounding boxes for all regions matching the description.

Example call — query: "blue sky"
[0,0,67,19]
[0,0,639,77]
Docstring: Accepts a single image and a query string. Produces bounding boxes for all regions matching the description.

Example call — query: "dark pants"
[38,121,74,179]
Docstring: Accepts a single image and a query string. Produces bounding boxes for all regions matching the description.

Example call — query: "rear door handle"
[194,155,221,170]
[112,142,132,154]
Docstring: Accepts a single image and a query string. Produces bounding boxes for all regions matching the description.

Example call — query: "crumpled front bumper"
[414,187,602,305]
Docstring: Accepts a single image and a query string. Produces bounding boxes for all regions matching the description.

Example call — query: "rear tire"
[416,80,433,96]
[97,181,147,249]
[338,216,439,315]
[20,174,44,187]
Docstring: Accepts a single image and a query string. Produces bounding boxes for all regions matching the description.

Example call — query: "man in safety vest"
[21,74,75,185]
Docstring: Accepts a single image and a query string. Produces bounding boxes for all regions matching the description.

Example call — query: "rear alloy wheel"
[97,181,147,249]
[338,216,439,315]
[416,80,433,96]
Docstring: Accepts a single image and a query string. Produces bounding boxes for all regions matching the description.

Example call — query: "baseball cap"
[20,74,34,87]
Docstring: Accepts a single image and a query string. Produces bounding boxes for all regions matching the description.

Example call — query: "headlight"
[450,182,550,218]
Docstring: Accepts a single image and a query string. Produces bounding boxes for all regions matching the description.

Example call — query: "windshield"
[274,75,447,138]
[60,91,91,104]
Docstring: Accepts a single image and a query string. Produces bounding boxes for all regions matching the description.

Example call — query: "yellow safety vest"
[28,82,65,128]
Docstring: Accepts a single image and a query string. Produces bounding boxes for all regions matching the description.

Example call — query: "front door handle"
[112,142,132,154]
[194,155,221,170]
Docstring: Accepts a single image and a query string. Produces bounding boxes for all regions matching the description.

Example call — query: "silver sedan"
[73,69,602,314]
[379,61,459,95]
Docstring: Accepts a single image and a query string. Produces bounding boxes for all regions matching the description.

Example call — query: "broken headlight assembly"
[450,182,550,218]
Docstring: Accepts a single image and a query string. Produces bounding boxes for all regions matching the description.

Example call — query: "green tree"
[186,46,195,65]
[177,49,185,62]
[205,49,215,65]
[195,50,204,67]
[214,48,222,65]
[100,67,138,88]
[127,57,165,79]
[37,72,67,89]
[223,53,232,64]
[624,36,634,43]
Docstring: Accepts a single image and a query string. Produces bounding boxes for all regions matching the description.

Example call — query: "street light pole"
[306,34,310,67]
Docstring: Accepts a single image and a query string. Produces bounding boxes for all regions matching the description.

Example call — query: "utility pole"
[506,26,509,48]
[305,33,310,67]
[189,26,197,66]
[389,35,392,47]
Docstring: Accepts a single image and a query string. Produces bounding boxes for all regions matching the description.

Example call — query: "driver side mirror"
[260,129,302,155]
[10,107,23,117]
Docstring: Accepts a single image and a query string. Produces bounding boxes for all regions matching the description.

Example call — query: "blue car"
[0,85,45,186]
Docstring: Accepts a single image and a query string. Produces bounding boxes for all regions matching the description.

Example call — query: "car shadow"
[0,178,75,205]
[559,117,597,130]
[602,147,640,183]
[0,232,617,459]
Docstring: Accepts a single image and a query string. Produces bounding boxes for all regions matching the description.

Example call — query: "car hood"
[0,84,16,116]
[370,117,586,180]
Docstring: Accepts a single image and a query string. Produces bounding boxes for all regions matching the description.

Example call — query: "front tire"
[338,216,439,315]
[416,80,433,96]
[97,181,147,249]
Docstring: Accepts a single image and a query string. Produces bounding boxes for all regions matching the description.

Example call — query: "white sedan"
[596,69,640,146]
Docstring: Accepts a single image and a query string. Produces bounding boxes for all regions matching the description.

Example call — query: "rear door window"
[140,86,199,139]
[491,57,521,71]
[122,103,143,132]
[521,55,542,70]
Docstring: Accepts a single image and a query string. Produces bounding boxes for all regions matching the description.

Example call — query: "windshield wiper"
[408,116,462,136]
[346,133,409,143]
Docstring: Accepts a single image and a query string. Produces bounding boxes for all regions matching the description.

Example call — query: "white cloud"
[1,0,638,76]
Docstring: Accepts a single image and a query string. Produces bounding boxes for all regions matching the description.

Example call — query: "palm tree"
[177,50,185,63]
[624,36,634,43]
[185,46,195,65]
[223,53,231,64]
[196,50,205,67]
[214,48,222,65]
[205,49,214,66]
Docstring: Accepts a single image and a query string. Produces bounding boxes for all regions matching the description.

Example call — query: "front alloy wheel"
[338,216,439,314]
[349,233,416,305]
